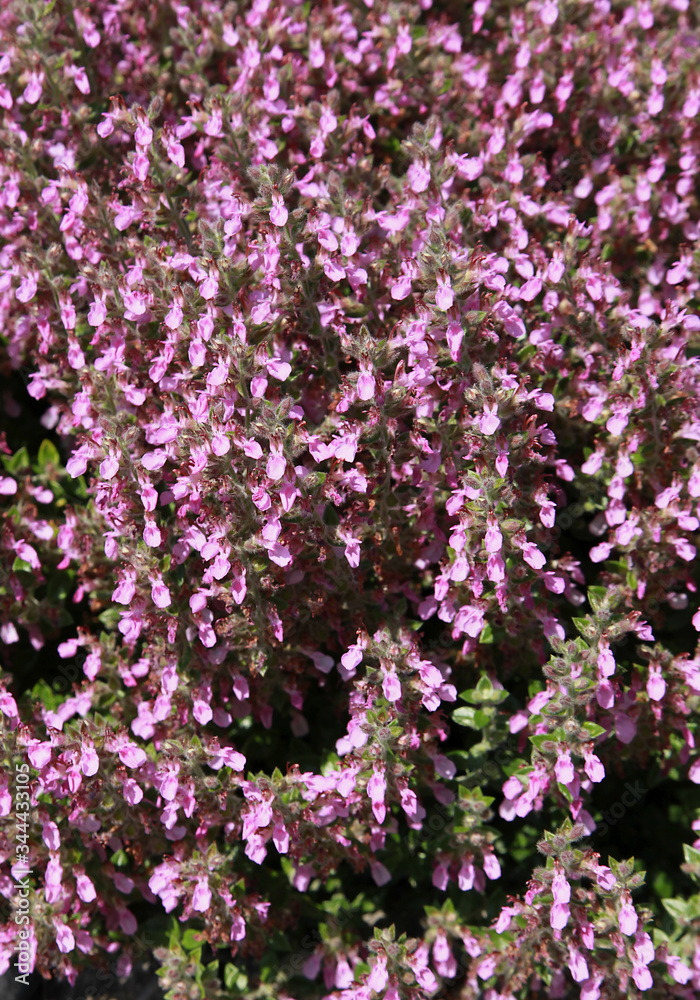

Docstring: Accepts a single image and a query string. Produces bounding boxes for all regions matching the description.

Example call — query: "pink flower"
[23,70,44,104]
[619,898,638,936]
[27,741,52,769]
[113,573,136,605]
[16,273,38,303]
[163,128,185,167]
[382,671,401,702]
[632,964,653,991]
[367,767,387,824]
[270,195,288,226]
[76,871,96,902]
[100,454,120,479]
[208,746,246,771]
[341,644,363,673]
[143,519,162,547]
[357,369,375,401]
[165,301,183,329]
[40,820,60,851]
[550,900,570,929]
[158,763,180,801]
[150,576,171,609]
[597,644,616,676]
[192,879,212,912]
[646,668,666,701]
[367,956,388,993]
[584,753,605,782]
[407,160,431,193]
[267,446,286,480]
[568,947,589,983]
[370,861,391,886]
[484,519,503,553]
[596,865,616,890]
[479,403,500,435]
[134,118,153,147]
[391,275,412,300]
[552,871,571,904]
[666,956,692,984]
[435,274,454,311]
[483,853,501,880]
[54,921,75,954]
[266,358,292,381]
[519,276,542,301]
[554,751,575,784]
[200,275,219,300]
[80,744,99,776]
[118,743,147,768]
[522,542,546,569]
[458,858,475,890]
[540,1,558,25]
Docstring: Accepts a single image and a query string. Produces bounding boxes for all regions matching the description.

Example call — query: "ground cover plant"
[2,0,700,997]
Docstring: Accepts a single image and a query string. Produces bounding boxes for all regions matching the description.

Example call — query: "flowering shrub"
[2,0,700,996]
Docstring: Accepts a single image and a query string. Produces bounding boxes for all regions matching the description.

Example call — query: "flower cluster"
[1,0,700,997]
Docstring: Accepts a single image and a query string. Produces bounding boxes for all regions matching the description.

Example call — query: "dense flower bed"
[1,0,700,997]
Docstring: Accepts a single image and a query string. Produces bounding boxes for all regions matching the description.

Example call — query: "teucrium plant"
[0,0,700,997]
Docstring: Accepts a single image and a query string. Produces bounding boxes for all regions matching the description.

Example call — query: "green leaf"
[323,504,340,525]
[587,586,608,612]
[662,898,688,921]
[4,447,29,474]
[683,844,700,868]
[12,558,33,574]
[47,572,71,602]
[110,849,128,868]
[582,722,606,739]
[354,962,371,981]
[99,608,121,630]
[479,622,494,644]
[224,965,238,991]
[529,730,564,751]
[182,928,203,951]
[571,617,593,636]
[30,680,62,711]
[38,439,61,470]
[451,707,480,729]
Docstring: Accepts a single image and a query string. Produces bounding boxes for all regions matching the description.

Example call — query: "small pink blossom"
[619,898,639,936]
[382,671,401,702]
[435,274,454,311]
[479,403,501,435]
[407,160,431,193]
[150,577,171,609]
[76,871,96,902]
[550,900,570,929]
[192,879,212,912]
[23,70,44,104]
[367,767,387,824]
[646,668,666,701]
[554,751,575,784]
[100,454,120,480]
[54,921,75,954]
[584,753,605,782]
[27,741,52,768]
[16,273,38,303]
[270,195,288,226]
[522,542,546,569]
[118,743,147,768]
